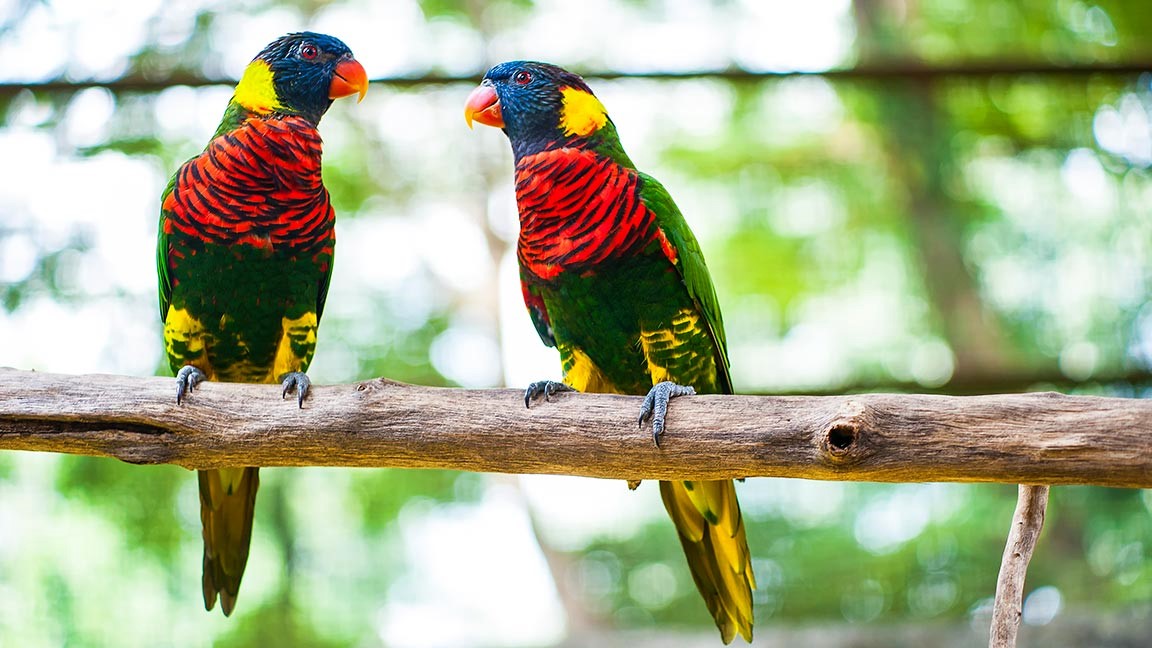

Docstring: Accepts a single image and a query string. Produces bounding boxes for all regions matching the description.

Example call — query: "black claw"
[280,372,311,408]
[175,365,207,405]
[638,381,696,447]
[524,380,574,408]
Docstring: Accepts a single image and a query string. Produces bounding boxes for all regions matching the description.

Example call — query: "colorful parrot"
[465,62,756,643]
[157,32,367,615]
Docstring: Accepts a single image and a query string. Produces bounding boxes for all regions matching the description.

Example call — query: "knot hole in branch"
[820,417,868,465]
[828,423,857,451]
[354,377,403,396]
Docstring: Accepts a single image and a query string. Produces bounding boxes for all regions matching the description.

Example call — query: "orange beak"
[464,82,503,129]
[329,58,368,102]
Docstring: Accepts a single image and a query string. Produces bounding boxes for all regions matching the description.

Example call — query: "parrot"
[465,62,756,643]
[156,32,367,615]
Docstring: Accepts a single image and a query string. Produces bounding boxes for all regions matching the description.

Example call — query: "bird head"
[233,32,368,123]
[465,61,609,153]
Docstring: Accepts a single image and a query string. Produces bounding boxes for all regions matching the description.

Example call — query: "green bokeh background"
[1,0,1151,645]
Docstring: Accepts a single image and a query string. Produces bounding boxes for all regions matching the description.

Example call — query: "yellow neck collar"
[559,86,607,137]
[233,59,283,114]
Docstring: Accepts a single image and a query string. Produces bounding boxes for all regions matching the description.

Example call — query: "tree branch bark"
[0,369,1149,486]
[989,485,1050,648]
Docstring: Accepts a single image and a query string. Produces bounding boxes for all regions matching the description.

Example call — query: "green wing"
[520,270,556,348]
[315,253,333,323]
[637,172,732,394]
[156,172,178,321]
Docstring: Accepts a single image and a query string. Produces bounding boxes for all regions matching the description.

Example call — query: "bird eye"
[300,44,318,60]
[513,70,532,85]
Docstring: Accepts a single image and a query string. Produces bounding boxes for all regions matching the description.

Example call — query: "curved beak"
[464,81,503,129]
[330,58,368,102]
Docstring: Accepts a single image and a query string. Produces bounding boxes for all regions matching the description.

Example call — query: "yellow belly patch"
[271,312,318,379]
[561,346,621,394]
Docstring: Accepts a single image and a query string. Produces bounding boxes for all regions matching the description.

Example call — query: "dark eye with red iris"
[300,44,318,60]
[513,70,532,85]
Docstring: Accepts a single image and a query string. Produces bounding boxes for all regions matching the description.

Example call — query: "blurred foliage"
[581,483,1152,634]
[1,0,1152,646]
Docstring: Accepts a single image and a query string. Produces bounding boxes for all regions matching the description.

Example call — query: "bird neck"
[512,118,636,170]
[210,99,322,143]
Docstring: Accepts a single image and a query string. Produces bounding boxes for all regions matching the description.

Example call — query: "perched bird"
[465,62,755,643]
[157,32,367,615]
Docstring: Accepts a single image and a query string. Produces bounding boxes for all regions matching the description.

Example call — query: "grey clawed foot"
[638,381,696,447]
[279,371,311,408]
[175,365,207,405]
[524,380,574,408]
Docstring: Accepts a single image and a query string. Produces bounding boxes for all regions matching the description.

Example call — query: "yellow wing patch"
[272,312,318,379]
[560,345,622,394]
[233,59,283,115]
[638,308,706,385]
[559,87,608,138]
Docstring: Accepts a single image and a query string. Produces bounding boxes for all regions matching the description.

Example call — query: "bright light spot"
[379,484,566,647]
[968,596,995,631]
[738,479,847,527]
[0,5,68,80]
[1082,5,1119,46]
[65,0,157,79]
[0,233,37,283]
[0,131,57,205]
[1022,586,1063,625]
[520,475,664,551]
[622,80,733,142]
[153,85,205,139]
[854,486,931,554]
[333,214,423,292]
[1059,340,1099,380]
[841,579,886,622]
[430,326,502,387]
[499,251,562,388]
[419,204,492,292]
[0,295,158,380]
[909,339,955,387]
[770,178,845,237]
[610,19,730,73]
[1094,95,1152,167]
[754,558,787,617]
[312,0,429,77]
[486,181,520,244]
[8,91,53,127]
[422,19,486,76]
[759,77,847,143]
[732,0,854,72]
[628,562,678,609]
[908,575,958,617]
[1060,148,1115,214]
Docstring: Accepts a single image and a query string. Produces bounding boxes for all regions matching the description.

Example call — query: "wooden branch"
[0,369,1149,486]
[990,485,1051,648]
